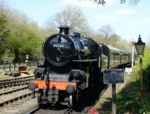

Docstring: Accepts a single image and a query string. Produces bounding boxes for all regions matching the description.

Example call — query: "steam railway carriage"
[106,45,132,68]
[28,26,134,107]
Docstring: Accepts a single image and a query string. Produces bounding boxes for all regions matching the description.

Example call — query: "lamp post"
[134,35,145,101]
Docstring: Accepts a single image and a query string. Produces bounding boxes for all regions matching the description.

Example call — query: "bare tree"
[97,24,114,39]
[46,5,92,37]
[96,24,121,46]
[45,17,58,36]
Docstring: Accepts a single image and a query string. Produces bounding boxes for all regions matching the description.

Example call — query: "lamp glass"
[135,43,145,55]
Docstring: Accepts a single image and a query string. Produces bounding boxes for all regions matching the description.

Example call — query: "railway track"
[26,106,40,114]
[0,75,39,114]
[26,84,109,114]
[27,104,73,114]
[0,76,34,89]
[0,76,33,83]
[0,85,28,96]
[0,75,109,114]
[73,85,109,114]
[0,96,38,114]
[0,89,37,107]
[0,76,36,107]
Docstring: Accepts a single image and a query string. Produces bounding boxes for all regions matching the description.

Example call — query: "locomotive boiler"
[28,26,105,107]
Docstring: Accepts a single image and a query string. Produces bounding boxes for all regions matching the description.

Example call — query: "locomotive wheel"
[69,95,73,107]
[37,90,42,107]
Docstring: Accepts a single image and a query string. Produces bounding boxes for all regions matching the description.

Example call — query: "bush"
[117,48,150,114]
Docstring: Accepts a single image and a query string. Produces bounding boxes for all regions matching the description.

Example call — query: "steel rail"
[0,85,28,96]
[0,90,37,107]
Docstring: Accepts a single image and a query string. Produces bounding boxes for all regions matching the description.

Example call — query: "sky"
[5,0,150,44]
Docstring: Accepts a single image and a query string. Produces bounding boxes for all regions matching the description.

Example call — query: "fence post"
[3,63,5,71]
[14,62,16,71]
[26,60,28,68]
[9,63,11,71]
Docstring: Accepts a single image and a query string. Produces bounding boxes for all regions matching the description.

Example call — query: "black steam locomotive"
[28,26,134,107]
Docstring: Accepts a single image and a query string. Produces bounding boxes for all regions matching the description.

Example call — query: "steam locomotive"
[28,26,134,107]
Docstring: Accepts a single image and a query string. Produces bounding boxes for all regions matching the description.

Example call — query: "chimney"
[59,26,70,34]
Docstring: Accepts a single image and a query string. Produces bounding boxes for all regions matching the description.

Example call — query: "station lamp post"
[135,35,145,101]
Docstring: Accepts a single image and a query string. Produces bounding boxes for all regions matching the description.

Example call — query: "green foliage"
[9,24,41,62]
[0,1,44,62]
[140,49,150,91]
[0,1,146,63]
[117,48,150,113]
[28,68,35,75]
[0,3,11,58]
[117,92,150,113]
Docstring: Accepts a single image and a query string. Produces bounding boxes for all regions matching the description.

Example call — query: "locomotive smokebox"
[59,26,70,34]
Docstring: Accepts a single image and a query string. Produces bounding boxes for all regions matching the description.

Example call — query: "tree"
[0,1,12,58]
[96,24,115,44]
[9,23,41,62]
[95,24,131,49]
[9,10,42,62]
[46,5,92,37]
[88,0,140,5]
[45,18,58,36]
[0,1,42,62]
[97,24,114,39]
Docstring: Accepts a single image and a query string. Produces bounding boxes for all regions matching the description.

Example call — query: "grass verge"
[116,66,150,114]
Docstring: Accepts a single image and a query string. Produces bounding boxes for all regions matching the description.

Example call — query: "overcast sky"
[6,0,150,44]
